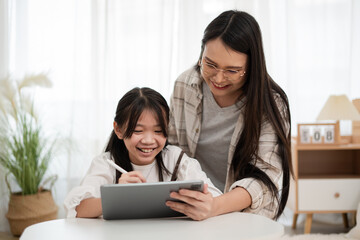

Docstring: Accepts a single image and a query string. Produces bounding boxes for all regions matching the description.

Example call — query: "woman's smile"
[211,81,230,89]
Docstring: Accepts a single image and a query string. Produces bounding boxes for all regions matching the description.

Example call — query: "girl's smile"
[114,109,167,166]
[137,147,156,153]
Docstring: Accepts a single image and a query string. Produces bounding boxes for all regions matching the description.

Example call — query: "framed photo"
[297,123,339,145]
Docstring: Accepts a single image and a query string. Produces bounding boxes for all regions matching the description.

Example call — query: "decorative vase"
[6,190,58,236]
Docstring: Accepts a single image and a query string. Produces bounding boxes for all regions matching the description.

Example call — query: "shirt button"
[195,128,199,133]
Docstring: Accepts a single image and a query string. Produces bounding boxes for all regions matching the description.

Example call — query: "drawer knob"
[334,192,340,198]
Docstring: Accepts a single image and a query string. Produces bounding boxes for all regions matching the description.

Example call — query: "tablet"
[100,180,204,220]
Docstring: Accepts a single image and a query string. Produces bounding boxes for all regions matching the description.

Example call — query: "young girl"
[64,87,222,218]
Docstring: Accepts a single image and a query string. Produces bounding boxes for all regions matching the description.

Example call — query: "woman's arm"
[76,198,102,218]
[212,187,252,216]
[166,185,251,221]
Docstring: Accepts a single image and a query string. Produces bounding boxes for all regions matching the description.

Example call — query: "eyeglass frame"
[199,58,246,80]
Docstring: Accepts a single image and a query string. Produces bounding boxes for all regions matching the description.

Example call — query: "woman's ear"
[113,121,123,139]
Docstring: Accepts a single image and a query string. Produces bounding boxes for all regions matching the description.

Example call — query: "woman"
[166,10,292,220]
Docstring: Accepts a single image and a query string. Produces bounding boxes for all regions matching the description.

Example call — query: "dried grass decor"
[0,73,58,236]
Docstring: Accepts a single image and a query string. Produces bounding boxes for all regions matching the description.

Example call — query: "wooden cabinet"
[288,140,360,233]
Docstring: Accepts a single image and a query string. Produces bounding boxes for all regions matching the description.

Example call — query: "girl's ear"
[113,121,123,139]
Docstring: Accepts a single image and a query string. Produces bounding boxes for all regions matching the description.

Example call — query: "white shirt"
[64,145,222,218]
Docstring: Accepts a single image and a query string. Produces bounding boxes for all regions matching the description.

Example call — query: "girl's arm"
[63,154,114,218]
[166,185,251,221]
[74,171,146,218]
[75,198,102,218]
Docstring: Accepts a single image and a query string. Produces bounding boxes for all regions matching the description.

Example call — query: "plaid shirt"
[168,67,290,219]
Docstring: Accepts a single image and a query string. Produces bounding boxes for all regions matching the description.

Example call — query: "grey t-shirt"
[195,83,242,191]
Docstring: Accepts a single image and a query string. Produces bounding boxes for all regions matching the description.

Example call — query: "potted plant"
[0,74,58,236]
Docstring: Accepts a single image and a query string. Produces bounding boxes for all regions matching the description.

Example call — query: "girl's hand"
[165,184,215,221]
[118,171,146,184]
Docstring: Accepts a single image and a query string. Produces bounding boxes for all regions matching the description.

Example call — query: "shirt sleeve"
[168,88,180,146]
[63,153,114,218]
[176,152,223,197]
[229,95,289,219]
[168,69,198,156]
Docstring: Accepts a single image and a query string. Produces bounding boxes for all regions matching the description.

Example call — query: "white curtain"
[1,0,360,232]
[0,0,10,231]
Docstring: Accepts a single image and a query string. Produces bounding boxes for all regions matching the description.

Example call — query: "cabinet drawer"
[298,179,360,211]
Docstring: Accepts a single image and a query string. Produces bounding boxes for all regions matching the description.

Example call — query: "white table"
[20,212,284,240]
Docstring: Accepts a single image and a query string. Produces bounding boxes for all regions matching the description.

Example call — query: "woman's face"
[114,110,167,166]
[200,38,248,107]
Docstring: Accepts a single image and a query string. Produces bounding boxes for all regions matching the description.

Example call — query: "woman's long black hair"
[105,87,171,182]
[196,10,293,219]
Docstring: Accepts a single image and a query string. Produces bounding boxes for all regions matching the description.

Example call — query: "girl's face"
[200,38,248,108]
[114,109,167,166]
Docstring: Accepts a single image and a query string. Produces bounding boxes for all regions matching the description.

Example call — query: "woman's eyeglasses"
[200,60,246,80]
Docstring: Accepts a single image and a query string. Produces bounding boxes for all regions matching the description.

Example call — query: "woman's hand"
[165,184,215,221]
[118,171,146,184]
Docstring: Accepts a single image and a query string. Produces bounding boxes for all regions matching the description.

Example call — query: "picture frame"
[297,123,339,145]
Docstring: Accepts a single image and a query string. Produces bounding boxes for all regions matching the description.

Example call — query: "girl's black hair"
[196,10,293,220]
[105,87,171,182]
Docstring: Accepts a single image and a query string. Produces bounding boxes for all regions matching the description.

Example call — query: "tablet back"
[100,180,203,220]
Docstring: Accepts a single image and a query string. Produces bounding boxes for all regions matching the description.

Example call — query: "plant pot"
[6,190,58,236]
